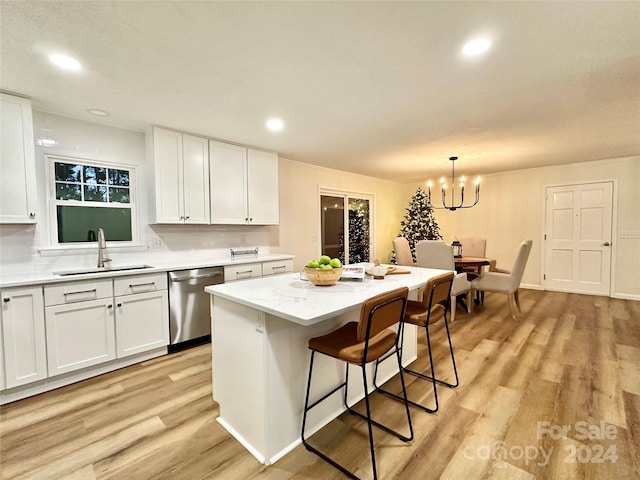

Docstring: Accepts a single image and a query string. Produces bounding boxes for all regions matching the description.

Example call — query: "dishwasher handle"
[169,269,224,282]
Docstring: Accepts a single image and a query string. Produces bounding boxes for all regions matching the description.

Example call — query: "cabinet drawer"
[224,263,262,282]
[262,259,293,276]
[114,272,167,296]
[44,279,113,306]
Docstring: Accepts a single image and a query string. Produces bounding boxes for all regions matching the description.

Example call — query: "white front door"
[544,182,613,295]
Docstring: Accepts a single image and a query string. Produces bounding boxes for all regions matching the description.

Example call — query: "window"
[320,190,373,264]
[48,156,137,245]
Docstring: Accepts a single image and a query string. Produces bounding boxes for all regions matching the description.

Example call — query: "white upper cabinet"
[209,141,247,224]
[247,148,279,225]
[0,93,37,223]
[209,140,279,225]
[153,127,210,224]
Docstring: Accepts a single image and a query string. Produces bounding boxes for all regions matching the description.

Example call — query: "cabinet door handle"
[185,216,190,220]
[272,265,286,271]
[3,298,9,302]
[603,242,611,246]
[117,303,122,307]
[108,304,113,309]
[29,212,36,218]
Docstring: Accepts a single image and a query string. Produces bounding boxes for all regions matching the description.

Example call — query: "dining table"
[454,256,493,304]
[454,256,492,272]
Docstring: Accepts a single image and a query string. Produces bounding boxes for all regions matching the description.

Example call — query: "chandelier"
[427,156,480,211]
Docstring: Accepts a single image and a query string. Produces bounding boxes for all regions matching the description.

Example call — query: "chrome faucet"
[97,228,112,268]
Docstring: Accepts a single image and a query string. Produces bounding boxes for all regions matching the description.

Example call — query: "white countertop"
[0,253,294,288]
[205,265,451,326]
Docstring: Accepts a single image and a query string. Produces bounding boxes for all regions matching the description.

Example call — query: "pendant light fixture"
[427,156,480,211]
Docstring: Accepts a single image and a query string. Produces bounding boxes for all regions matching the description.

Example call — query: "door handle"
[603,242,611,246]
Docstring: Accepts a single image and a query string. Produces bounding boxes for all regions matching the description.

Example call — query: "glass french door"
[320,192,372,264]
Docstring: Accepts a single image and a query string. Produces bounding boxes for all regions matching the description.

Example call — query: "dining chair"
[301,287,413,480]
[373,272,457,413]
[457,236,486,259]
[470,240,533,319]
[393,236,414,266]
[414,240,472,322]
[458,236,488,302]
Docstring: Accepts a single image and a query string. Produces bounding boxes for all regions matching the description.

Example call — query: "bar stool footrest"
[403,366,459,389]
[347,406,413,442]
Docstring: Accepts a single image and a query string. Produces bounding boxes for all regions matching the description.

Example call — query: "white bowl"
[371,266,388,277]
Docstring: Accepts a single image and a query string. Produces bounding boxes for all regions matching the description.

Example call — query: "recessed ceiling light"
[87,109,109,117]
[266,118,284,132]
[49,53,82,71]
[462,38,491,56]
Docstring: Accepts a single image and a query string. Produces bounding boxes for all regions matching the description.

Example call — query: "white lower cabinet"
[116,291,169,358]
[1,286,47,388]
[261,259,293,277]
[0,332,4,390]
[224,262,263,282]
[224,259,294,282]
[45,298,116,376]
[114,273,169,358]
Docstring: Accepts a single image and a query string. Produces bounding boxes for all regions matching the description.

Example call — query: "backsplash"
[0,222,272,276]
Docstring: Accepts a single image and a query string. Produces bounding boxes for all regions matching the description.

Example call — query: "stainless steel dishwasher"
[168,267,224,347]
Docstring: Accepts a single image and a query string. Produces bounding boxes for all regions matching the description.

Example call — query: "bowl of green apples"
[304,255,343,286]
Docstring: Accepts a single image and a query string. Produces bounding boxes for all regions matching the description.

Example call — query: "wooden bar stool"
[301,287,413,480]
[373,272,458,413]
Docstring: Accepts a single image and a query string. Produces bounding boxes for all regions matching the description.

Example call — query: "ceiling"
[1,1,639,183]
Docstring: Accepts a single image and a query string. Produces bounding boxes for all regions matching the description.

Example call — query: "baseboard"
[535,285,639,301]
[611,293,640,301]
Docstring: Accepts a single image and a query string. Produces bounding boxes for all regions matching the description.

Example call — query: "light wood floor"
[1,290,639,480]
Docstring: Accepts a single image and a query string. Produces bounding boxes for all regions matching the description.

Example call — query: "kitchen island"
[205,265,449,465]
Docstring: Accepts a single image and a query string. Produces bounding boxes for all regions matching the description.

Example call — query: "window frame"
[318,187,375,264]
[47,154,139,247]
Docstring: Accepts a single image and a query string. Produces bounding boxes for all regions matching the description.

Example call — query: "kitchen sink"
[54,264,155,276]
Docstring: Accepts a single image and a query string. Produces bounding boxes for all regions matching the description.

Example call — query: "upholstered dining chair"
[393,236,414,266]
[414,240,472,322]
[470,240,533,319]
[458,236,488,301]
[457,237,487,259]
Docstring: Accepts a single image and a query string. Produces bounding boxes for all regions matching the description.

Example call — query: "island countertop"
[205,264,451,326]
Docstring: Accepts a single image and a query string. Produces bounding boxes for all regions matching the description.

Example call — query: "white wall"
[0,112,272,275]
[272,158,408,271]
[427,156,640,299]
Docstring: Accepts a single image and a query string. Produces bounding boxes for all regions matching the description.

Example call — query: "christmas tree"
[392,187,442,263]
